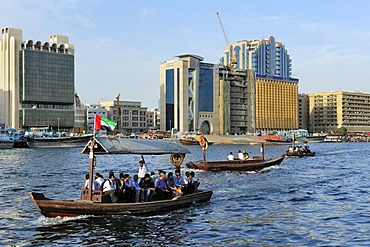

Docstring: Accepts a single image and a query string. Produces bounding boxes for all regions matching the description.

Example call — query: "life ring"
[170,153,185,167]
[199,137,208,150]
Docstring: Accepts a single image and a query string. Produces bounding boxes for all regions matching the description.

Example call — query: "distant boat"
[263,135,291,144]
[324,135,342,142]
[26,134,93,148]
[285,151,316,158]
[0,129,14,149]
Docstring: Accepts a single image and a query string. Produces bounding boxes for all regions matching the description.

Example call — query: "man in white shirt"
[237,150,245,160]
[103,173,117,203]
[137,156,148,181]
[94,173,105,190]
[227,152,234,161]
[82,174,95,190]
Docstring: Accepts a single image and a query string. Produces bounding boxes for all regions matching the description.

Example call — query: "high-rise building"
[160,54,298,134]
[220,36,292,78]
[0,27,75,130]
[255,75,298,131]
[308,91,370,133]
[160,54,220,134]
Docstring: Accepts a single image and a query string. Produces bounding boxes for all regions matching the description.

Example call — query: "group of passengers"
[287,145,311,154]
[227,150,249,161]
[82,158,200,203]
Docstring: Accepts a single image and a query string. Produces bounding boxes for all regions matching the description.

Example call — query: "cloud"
[73,13,95,29]
[137,8,157,19]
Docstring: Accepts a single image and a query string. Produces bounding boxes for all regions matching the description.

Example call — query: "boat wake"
[36,214,90,225]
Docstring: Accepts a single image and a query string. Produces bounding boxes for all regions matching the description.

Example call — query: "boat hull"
[186,155,285,172]
[285,152,316,157]
[30,190,213,217]
[27,135,92,148]
[0,141,14,149]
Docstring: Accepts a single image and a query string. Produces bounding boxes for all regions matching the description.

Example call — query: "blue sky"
[2,0,370,108]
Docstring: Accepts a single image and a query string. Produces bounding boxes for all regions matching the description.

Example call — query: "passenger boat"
[284,136,315,158]
[30,137,213,217]
[186,155,285,172]
[186,136,285,172]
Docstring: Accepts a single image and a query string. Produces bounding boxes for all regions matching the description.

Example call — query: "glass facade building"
[19,46,75,129]
[220,36,292,78]
[160,54,220,134]
[0,28,75,130]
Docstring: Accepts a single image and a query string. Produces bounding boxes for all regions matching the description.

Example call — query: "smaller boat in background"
[179,135,199,145]
[285,151,315,157]
[263,135,291,144]
[285,136,315,158]
[0,129,14,149]
[324,135,342,142]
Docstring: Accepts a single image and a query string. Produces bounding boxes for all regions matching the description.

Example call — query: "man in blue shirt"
[155,173,170,200]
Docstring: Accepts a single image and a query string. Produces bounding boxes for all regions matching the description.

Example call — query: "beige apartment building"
[255,75,299,131]
[308,91,370,133]
[299,93,309,130]
[100,100,148,134]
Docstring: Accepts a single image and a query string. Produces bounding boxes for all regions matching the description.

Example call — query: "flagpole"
[93,114,96,137]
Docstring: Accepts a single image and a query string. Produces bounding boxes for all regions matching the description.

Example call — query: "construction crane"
[216,12,237,68]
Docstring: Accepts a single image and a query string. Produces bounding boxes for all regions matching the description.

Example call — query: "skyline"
[2,0,370,108]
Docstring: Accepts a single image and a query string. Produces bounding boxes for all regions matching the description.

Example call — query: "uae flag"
[94,115,117,131]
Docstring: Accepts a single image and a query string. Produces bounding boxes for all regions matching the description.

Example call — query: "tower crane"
[216,12,237,68]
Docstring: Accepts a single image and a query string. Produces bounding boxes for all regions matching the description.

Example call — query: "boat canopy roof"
[81,137,191,155]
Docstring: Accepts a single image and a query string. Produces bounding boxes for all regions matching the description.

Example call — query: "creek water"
[0,141,369,246]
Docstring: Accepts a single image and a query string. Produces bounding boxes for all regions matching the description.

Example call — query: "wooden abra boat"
[30,137,213,217]
[187,134,285,172]
[186,155,285,172]
[30,190,212,217]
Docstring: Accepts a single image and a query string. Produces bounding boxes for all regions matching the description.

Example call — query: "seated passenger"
[82,173,95,190]
[243,150,249,159]
[102,173,118,203]
[180,171,190,193]
[132,174,142,202]
[190,171,200,193]
[139,173,155,202]
[227,152,234,161]
[173,169,181,188]
[166,172,182,198]
[155,173,171,200]
[237,150,245,160]
[94,173,104,190]
[117,173,126,202]
[124,174,135,203]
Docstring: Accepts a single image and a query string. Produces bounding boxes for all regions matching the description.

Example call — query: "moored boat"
[0,129,14,149]
[30,137,213,217]
[26,134,93,148]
